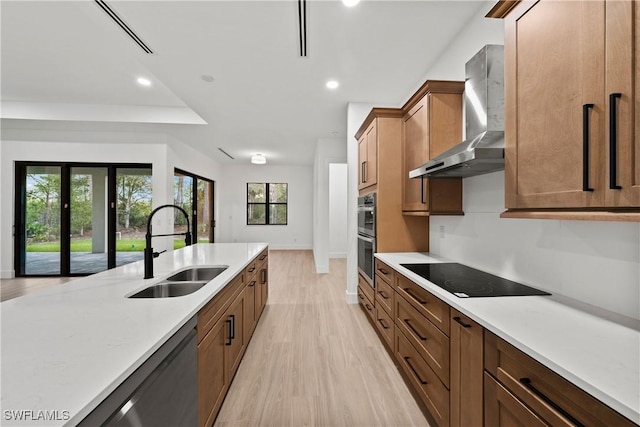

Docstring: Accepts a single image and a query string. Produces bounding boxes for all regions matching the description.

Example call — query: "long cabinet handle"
[404,319,427,341]
[363,161,367,183]
[229,314,235,341]
[519,378,584,427]
[404,288,427,305]
[609,93,622,189]
[361,162,366,183]
[420,175,425,204]
[404,357,428,385]
[377,318,390,330]
[260,269,267,284]
[582,103,594,192]
[225,318,233,346]
[453,316,472,328]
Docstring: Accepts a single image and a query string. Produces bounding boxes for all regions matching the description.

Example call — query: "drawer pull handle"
[404,319,427,341]
[378,290,389,299]
[404,357,428,385]
[248,266,255,273]
[365,303,372,311]
[404,288,427,305]
[519,378,584,427]
[377,318,390,330]
[378,268,389,275]
[453,316,472,328]
[582,103,595,192]
[248,280,256,288]
[358,292,364,300]
[609,93,622,189]
[259,254,267,260]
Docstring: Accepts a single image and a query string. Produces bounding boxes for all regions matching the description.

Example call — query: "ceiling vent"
[95,0,155,54]
[218,148,235,160]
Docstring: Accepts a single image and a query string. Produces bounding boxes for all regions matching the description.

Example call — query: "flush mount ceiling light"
[251,154,267,164]
[137,77,152,87]
[326,80,339,89]
[342,0,360,7]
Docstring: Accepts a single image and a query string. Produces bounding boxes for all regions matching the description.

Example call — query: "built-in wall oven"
[357,193,376,287]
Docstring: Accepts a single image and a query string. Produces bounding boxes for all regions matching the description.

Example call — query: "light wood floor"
[1,277,75,302]
[215,250,430,427]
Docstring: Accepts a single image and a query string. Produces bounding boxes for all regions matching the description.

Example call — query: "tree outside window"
[247,183,287,225]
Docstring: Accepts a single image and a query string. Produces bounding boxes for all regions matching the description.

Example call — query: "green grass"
[27,238,189,252]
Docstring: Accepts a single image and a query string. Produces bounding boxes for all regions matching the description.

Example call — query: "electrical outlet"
[439,225,445,239]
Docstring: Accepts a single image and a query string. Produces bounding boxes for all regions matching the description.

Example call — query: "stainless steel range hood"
[410,45,504,179]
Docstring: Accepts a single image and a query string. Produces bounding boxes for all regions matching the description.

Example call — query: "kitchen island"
[375,252,640,425]
[1,242,267,426]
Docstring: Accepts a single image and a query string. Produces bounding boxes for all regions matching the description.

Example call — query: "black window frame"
[246,183,288,225]
[174,168,216,244]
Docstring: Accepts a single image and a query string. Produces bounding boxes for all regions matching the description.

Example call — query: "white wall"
[329,163,348,258]
[313,138,347,273]
[423,1,640,320]
[0,128,221,278]
[217,164,312,250]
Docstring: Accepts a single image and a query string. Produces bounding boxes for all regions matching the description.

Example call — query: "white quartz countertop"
[375,252,640,425]
[1,243,267,426]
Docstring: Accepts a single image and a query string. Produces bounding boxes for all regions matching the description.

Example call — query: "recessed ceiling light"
[251,154,267,165]
[342,0,360,7]
[137,77,152,87]
[326,80,339,89]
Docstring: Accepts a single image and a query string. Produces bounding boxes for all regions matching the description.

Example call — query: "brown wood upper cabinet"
[358,121,378,191]
[402,80,465,215]
[490,0,640,220]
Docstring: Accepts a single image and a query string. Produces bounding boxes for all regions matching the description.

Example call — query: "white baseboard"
[329,252,347,259]
[315,263,329,274]
[345,289,358,304]
[1,270,16,279]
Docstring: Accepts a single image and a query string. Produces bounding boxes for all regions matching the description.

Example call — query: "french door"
[14,162,152,277]
[174,169,215,247]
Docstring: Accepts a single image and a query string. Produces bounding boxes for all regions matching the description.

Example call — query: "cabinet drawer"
[375,274,394,317]
[396,294,449,388]
[358,272,375,303]
[395,326,449,427]
[484,371,547,427]
[485,332,636,427]
[374,259,395,285]
[374,305,394,350]
[256,249,268,269]
[357,284,375,324]
[198,273,244,343]
[396,274,450,336]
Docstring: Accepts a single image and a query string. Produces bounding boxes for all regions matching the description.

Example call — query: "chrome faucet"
[144,204,192,279]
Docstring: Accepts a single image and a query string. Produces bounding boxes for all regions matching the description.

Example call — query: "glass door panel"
[69,167,109,274]
[173,172,193,249]
[197,180,213,243]
[115,168,152,267]
[24,166,62,275]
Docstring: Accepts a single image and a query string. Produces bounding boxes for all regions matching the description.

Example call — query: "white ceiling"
[1,0,484,165]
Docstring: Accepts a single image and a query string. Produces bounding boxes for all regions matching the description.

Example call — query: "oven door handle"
[358,206,375,212]
[357,234,375,243]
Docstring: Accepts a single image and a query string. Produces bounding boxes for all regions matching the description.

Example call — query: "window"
[247,183,288,225]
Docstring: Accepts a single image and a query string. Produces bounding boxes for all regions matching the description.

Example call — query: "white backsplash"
[429,172,640,320]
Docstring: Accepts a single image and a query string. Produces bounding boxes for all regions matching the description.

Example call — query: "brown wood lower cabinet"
[450,309,483,427]
[197,249,269,427]
[484,332,636,427]
[396,326,450,427]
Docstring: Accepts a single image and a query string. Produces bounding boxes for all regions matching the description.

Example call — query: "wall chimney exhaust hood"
[410,45,504,179]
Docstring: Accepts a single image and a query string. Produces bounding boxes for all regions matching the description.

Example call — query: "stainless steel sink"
[129,281,208,298]
[129,266,228,298]
[165,266,228,282]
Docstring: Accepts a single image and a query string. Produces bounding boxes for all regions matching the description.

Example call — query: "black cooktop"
[400,263,550,298]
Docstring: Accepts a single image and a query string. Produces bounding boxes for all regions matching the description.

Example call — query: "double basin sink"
[129,266,228,298]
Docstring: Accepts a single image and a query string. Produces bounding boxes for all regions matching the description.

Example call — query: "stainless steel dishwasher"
[79,317,197,427]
